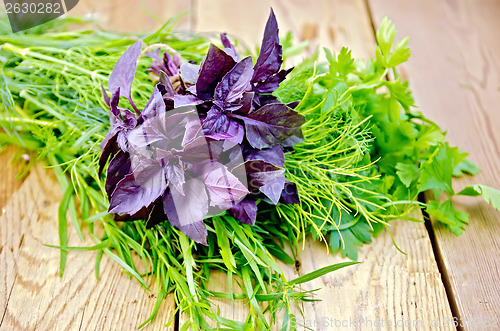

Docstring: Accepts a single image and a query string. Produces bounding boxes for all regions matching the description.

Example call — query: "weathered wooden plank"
[368,0,500,326]
[70,0,192,32]
[0,147,25,209]
[0,165,175,330]
[195,0,374,59]
[299,221,453,330]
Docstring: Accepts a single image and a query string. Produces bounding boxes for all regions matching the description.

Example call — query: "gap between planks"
[368,0,500,327]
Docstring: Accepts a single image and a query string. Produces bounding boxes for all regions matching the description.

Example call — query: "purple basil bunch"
[100,9,304,244]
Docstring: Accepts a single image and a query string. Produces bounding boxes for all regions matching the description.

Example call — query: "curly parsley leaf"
[375,17,411,69]
[453,159,481,177]
[458,185,500,211]
[418,143,465,196]
[396,162,420,188]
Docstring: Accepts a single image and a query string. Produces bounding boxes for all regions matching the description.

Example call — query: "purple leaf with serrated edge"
[163,179,209,245]
[280,181,300,204]
[252,9,282,83]
[109,40,142,101]
[220,32,240,61]
[198,162,249,207]
[231,103,305,149]
[232,159,284,191]
[196,44,236,100]
[253,67,293,94]
[180,62,200,84]
[230,198,257,225]
[214,56,253,112]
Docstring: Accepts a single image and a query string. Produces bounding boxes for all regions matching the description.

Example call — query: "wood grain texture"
[299,221,453,330]
[195,0,375,59]
[70,0,192,32]
[0,165,175,330]
[368,0,500,325]
[0,147,25,210]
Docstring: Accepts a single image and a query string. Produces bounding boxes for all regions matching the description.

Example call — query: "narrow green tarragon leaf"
[288,261,360,285]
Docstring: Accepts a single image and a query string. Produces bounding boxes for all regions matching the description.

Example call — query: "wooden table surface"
[1,0,499,330]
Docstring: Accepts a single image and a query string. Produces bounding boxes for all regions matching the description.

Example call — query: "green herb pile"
[1,15,499,330]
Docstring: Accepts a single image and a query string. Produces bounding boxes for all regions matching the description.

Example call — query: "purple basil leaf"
[182,116,205,146]
[232,159,284,191]
[252,9,282,83]
[254,94,280,107]
[230,198,257,225]
[259,173,285,204]
[109,40,142,101]
[280,181,300,204]
[206,120,244,145]
[145,200,167,228]
[139,86,166,124]
[159,71,175,97]
[101,84,110,107]
[99,131,119,176]
[231,103,305,149]
[286,101,300,109]
[220,32,240,61]
[109,87,121,118]
[114,206,150,222]
[164,52,181,76]
[174,94,204,107]
[202,107,229,135]
[199,162,249,207]
[180,62,200,84]
[213,56,253,112]
[108,167,166,215]
[145,49,167,76]
[237,92,255,115]
[105,151,131,197]
[178,137,211,164]
[146,49,180,76]
[244,144,284,167]
[253,67,293,94]
[163,179,209,245]
[196,44,236,100]
[164,159,185,195]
